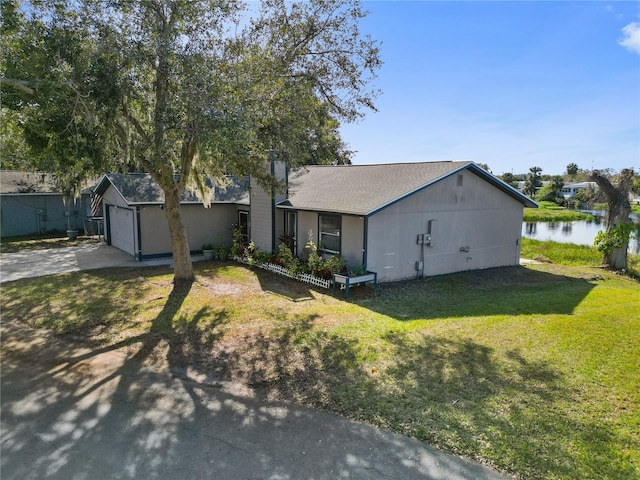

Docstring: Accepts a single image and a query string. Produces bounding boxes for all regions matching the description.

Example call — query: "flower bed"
[333,271,377,298]
[231,256,333,289]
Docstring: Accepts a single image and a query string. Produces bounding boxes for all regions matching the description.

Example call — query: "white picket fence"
[298,272,332,289]
[231,256,332,289]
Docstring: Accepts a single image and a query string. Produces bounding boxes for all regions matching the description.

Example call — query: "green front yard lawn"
[1,247,639,479]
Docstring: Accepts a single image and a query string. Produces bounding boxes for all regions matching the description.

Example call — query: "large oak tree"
[1,0,381,285]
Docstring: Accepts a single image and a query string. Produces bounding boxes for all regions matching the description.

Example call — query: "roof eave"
[93,174,111,196]
[276,202,367,216]
[94,174,134,205]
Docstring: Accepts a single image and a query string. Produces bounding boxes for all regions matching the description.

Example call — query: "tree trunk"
[163,184,194,285]
[606,246,627,270]
[590,169,633,270]
[151,20,195,285]
[606,207,630,270]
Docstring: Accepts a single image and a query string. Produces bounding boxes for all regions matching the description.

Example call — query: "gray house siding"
[102,186,129,208]
[293,210,316,256]
[250,161,287,253]
[137,206,165,255]
[0,171,96,238]
[367,171,524,282]
[139,204,238,257]
[341,215,365,268]
[249,186,273,252]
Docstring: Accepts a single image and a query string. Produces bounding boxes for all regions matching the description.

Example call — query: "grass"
[2,241,639,479]
[523,202,595,222]
[521,238,640,273]
[524,201,640,222]
[521,238,606,266]
[0,233,98,253]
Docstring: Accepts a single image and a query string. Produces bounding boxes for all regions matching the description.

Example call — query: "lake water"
[522,213,640,254]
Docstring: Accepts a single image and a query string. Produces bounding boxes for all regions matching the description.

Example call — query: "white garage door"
[109,205,135,255]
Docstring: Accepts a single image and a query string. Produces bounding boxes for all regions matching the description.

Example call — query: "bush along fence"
[231,255,333,289]
[229,229,367,292]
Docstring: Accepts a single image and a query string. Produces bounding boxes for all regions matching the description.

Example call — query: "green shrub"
[303,238,347,278]
[304,239,324,276]
[277,242,304,273]
[231,225,247,257]
[324,254,347,275]
[348,264,367,276]
[244,241,268,265]
[594,224,634,255]
[535,185,559,203]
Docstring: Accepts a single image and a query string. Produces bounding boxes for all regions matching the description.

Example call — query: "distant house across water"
[560,182,599,199]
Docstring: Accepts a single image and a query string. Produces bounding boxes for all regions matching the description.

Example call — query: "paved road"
[1,244,512,479]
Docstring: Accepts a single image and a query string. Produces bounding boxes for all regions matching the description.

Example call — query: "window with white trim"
[319,214,341,254]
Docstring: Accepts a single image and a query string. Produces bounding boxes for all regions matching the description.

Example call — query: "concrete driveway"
[0,243,203,283]
[0,243,141,283]
[1,244,512,479]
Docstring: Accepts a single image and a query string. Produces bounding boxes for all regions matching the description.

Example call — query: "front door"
[238,210,249,245]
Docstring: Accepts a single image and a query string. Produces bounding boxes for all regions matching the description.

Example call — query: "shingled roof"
[95,173,249,205]
[278,161,537,216]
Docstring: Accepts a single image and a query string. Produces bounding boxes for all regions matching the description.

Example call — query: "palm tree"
[523,166,542,197]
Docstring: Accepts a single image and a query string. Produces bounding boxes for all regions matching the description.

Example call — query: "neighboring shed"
[94,173,249,260]
[274,161,537,283]
[0,171,90,238]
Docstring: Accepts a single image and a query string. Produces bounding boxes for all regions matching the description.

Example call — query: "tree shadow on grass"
[253,268,323,302]
[0,266,171,338]
[1,279,230,478]
[1,283,514,480]
[212,321,635,479]
[0,265,632,479]
[211,313,360,404]
[400,332,633,479]
[358,266,598,321]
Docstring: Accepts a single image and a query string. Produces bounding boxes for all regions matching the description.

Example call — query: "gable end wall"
[367,171,524,282]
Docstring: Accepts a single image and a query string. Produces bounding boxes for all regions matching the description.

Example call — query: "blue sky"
[340,1,640,176]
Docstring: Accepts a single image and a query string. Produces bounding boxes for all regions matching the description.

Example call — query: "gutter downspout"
[362,216,368,269]
[270,158,277,252]
[105,205,112,245]
[136,206,142,261]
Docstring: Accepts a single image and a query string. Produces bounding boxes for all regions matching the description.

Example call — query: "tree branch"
[178,135,197,191]
[590,170,621,203]
[121,99,152,145]
[1,78,35,96]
